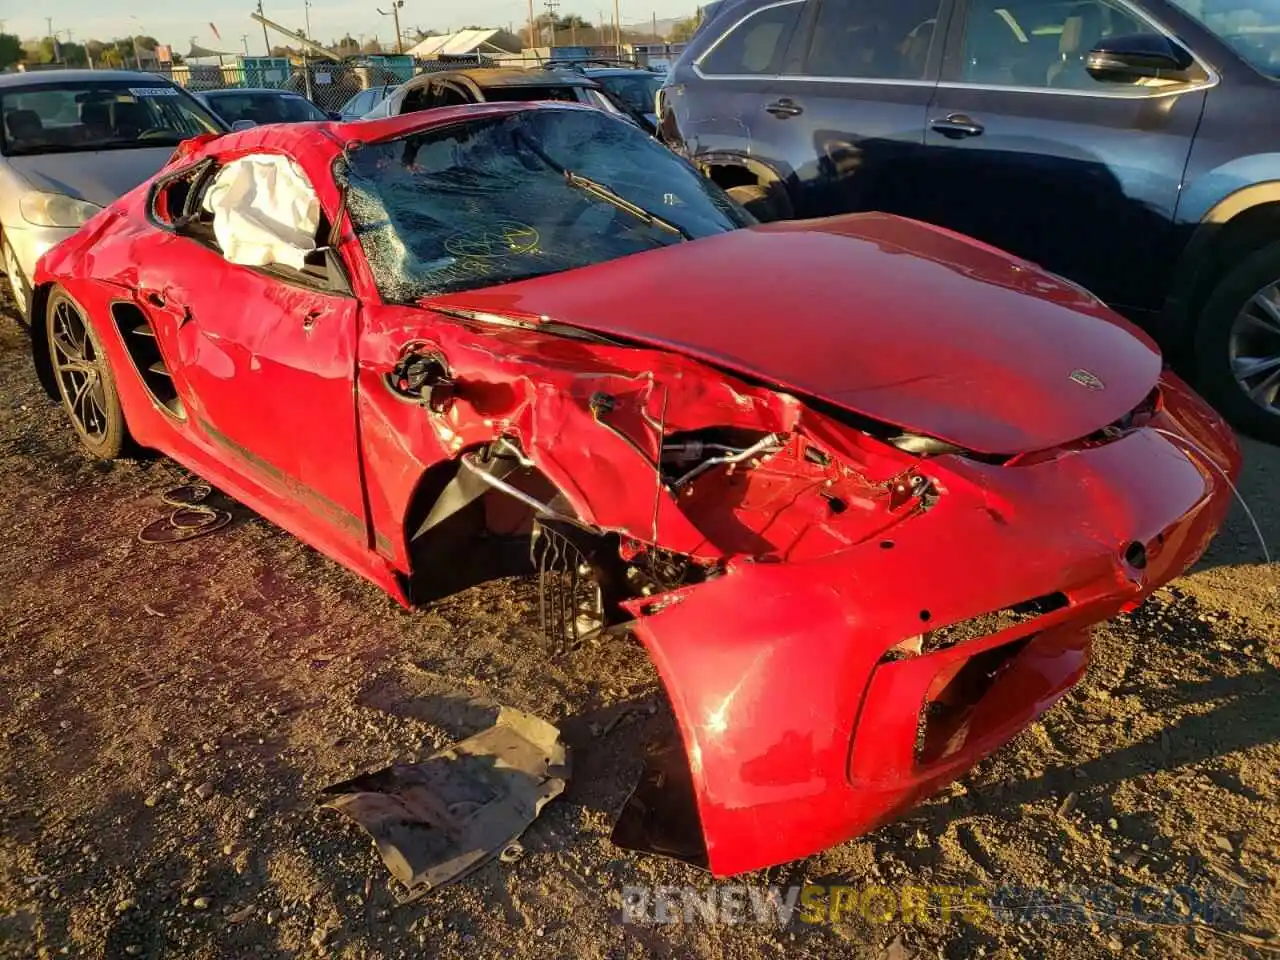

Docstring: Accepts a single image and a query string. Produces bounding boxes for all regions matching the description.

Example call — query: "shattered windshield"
[337,107,752,304]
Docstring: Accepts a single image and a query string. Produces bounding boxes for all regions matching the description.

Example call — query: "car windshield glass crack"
[335,108,751,304]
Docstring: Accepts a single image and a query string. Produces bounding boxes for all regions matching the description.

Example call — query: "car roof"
[581,67,658,78]
[0,69,173,89]
[414,68,599,89]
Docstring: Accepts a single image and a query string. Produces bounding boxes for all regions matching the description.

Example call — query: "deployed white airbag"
[202,153,320,271]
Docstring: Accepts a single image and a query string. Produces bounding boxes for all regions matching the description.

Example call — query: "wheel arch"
[29,281,59,401]
[397,443,597,603]
[696,152,796,217]
[1163,183,1280,357]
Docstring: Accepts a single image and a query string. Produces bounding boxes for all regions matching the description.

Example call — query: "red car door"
[135,233,369,555]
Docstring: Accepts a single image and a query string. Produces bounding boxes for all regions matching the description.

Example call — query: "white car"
[0,69,226,319]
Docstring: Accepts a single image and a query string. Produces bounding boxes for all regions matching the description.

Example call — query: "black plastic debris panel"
[318,708,570,902]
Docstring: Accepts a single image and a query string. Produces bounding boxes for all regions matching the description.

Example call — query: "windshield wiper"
[513,131,692,240]
[562,169,692,240]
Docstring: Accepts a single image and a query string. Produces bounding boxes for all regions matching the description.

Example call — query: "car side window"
[401,84,433,114]
[149,157,346,293]
[436,82,473,107]
[699,0,806,75]
[803,0,944,79]
[960,0,1159,89]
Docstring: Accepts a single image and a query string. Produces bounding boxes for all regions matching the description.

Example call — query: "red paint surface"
[33,109,1240,876]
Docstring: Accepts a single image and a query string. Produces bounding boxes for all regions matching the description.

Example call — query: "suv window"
[960,0,1159,89]
[804,0,943,79]
[700,0,805,75]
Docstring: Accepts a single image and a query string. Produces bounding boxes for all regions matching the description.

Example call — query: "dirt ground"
[0,293,1277,960]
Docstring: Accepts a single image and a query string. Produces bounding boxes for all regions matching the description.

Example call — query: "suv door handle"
[766,98,804,118]
[930,114,984,138]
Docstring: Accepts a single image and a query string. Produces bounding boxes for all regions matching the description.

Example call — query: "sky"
[4,0,693,53]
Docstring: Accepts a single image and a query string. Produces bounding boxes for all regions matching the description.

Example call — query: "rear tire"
[1194,241,1280,445]
[46,286,129,460]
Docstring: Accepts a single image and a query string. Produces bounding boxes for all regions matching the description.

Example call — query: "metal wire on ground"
[138,484,233,544]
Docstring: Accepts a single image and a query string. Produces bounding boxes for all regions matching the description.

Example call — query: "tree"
[333,34,360,57]
[0,33,22,69]
[59,41,89,66]
[98,45,126,68]
[22,39,53,64]
[488,29,523,53]
[669,16,699,41]
[361,38,384,53]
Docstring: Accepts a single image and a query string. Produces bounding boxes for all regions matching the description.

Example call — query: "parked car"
[364,68,632,123]
[660,0,1280,441]
[0,69,226,319]
[194,88,335,128]
[540,59,666,131]
[580,67,665,132]
[27,102,1237,876]
[336,84,397,121]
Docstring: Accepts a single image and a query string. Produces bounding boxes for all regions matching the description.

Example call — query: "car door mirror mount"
[1085,34,1196,83]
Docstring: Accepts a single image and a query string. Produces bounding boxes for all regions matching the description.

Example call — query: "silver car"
[0,70,226,319]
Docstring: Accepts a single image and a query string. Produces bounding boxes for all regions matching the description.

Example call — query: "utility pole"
[377,2,405,53]
[544,0,559,47]
[614,0,621,54]
[652,11,657,40]
[130,16,145,69]
[527,0,536,52]
[257,0,271,55]
[303,0,312,41]
[241,34,250,55]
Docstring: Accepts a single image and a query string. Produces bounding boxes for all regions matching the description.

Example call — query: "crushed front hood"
[432,213,1162,455]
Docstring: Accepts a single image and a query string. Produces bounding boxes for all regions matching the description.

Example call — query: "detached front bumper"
[628,373,1238,876]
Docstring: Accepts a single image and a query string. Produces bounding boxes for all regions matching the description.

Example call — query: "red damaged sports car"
[29,102,1238,876]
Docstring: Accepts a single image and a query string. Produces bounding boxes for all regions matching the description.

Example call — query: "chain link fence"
[151,52,592,115]
[150,60,435,115]
[21,45,682,117]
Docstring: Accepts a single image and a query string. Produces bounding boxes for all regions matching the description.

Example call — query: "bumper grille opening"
[913,637,1032,766]
[880,591,1067,665]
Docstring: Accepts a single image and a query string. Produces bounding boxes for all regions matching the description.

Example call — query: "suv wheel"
[1195,240,1280,444]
